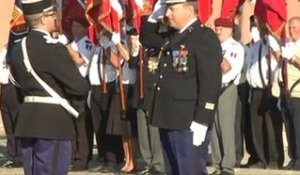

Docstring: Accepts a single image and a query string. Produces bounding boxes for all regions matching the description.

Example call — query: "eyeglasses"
[43,13,56,20]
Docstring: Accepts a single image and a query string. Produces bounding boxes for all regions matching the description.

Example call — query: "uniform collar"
[179,18,198,33]
[32,29,51,37]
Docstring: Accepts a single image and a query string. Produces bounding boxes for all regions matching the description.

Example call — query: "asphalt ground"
[0,138,300,175]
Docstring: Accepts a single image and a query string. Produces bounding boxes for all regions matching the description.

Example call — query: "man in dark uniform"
[9,0,90,174]
[140,0,222,174]
[0,0,28,167]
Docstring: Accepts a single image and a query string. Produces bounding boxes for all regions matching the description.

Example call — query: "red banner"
[221,0,245,20]
[86,0,122,36]
[62,0,86,37]
[125,0,144,34]
[254,0,287,39]
[197,0,212,24]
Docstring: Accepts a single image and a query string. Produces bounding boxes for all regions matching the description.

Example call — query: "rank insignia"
[205,102,215,110]
[147,56,159,74]
[171,45,189,73]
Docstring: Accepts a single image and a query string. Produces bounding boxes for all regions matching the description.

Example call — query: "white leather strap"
[24,96,61,104]
[21,38,79,118]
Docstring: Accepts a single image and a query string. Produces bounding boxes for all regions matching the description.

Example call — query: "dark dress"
[106,84,138,137]
[106,60,138,137]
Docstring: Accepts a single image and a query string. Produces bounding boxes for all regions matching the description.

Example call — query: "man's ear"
[40,16,46,25]
[185,4,194,16]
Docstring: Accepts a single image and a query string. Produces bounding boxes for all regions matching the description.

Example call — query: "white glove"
[268,35,280,52]
[43,34,68,45]
[130,35,140,57]
[281,46,294,60]
[111,32,121,44]
[148,0,166,23]
[44,35,59,44]
[57,34,69,45]
[250,27,260,43]
[190,121,208,147]
[0,45,7,61]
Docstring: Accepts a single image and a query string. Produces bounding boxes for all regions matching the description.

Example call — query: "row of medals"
[147,45,189,74]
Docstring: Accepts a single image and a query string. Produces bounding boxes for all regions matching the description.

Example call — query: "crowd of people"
[1,0,300,175]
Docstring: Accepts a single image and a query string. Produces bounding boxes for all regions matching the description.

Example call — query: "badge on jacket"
[147,56,159,74]
[171,45,188,73]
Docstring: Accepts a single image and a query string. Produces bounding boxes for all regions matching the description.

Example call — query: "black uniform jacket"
[10,30,90,140]
[140,19,222,130]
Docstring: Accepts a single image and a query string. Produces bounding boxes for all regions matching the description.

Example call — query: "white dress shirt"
[119,37,136,85]
[71,36,96,77]
[221,37,245,85]
[0,45,10,84]
[88,36,118,85]
[283,38,300,97]
[246,35,280,89]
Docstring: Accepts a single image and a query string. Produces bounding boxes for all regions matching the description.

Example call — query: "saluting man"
[140,0,222,174]
[9,0,90,174]
[210,17,244,175]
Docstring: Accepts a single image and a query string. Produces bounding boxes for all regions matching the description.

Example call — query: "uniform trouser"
[71,105,89,167]
[250,88,284,167]
[85,106,94,161]
[0,83,22,163]
[288,98,300,169]
[211,84,237,173]
[137,109,165,172]
[20,138,71,175]
[198,129,212,175]
[235,82,257,165]
[90,83,123,167]
[89,85,105,158]
[159,129,209,175]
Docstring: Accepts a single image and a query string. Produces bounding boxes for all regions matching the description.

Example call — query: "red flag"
[221,0,245,20]
[254,0,287,39]
[86,0,122,36]
[125,0,144,34]
[62,0,86,37]
[197,0,212,24]
[110,0,123,33]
